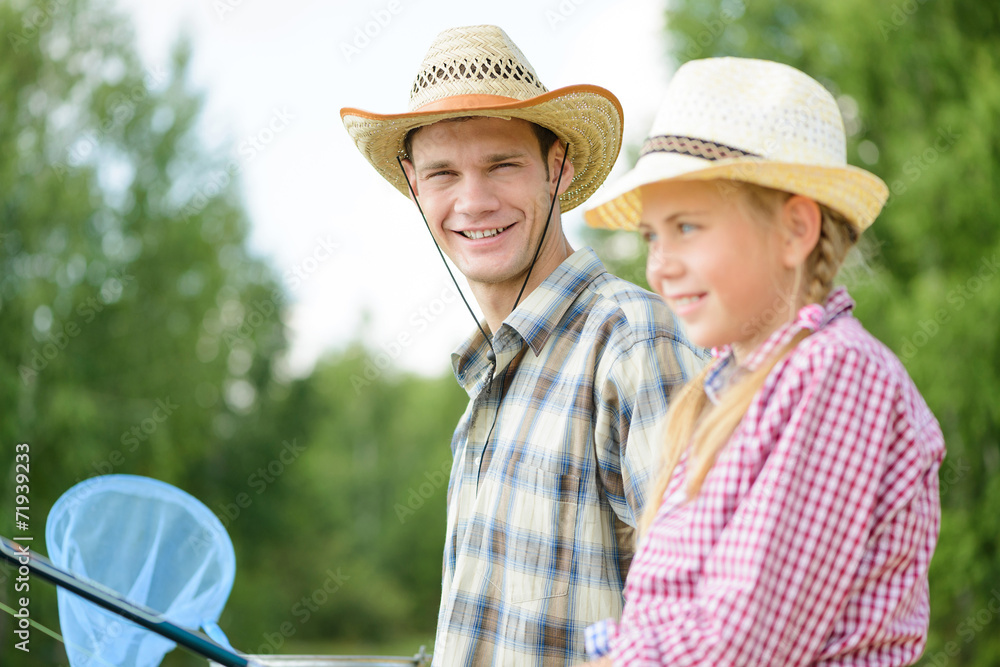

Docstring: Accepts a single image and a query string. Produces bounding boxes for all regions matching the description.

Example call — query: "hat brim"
[341,84,623,213]
[583,151,889,232]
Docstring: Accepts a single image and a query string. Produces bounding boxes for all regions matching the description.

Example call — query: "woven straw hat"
[341,25,623,212]
[584,57,889,232]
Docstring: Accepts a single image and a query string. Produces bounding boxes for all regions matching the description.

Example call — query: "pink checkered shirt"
[595,287,945,666]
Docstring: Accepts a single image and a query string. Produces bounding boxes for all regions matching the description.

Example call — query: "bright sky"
[113,0,674,378]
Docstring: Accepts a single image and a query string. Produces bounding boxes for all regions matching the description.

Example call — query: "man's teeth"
[674,295,702,305]
[462,226,507,240]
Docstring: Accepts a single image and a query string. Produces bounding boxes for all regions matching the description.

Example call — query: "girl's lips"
[667,293,706,316]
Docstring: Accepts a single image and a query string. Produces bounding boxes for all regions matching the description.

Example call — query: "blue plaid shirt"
[432,247,705,666]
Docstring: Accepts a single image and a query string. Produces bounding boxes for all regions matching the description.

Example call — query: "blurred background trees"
[0,0,465,664]
[1,0,998,665]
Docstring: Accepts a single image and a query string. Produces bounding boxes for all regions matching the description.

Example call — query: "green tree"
[0,1,291,664]
[1,1,470,664]
[211,347,465,658]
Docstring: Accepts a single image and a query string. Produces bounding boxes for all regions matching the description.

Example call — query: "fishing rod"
[0,535,259,667]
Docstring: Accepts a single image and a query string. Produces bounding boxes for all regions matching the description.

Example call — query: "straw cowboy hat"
[584,57,889,232]
[340,24,623,212]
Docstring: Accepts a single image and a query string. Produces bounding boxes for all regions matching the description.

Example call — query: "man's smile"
[458,224,513,240]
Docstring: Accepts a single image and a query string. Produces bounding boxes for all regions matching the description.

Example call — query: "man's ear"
[400,157,419,201]
[780,195,822,269]
[549,141,575,196]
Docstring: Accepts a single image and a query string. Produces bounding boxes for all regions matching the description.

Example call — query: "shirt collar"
[451,247,607,390]
[704,287,855,404]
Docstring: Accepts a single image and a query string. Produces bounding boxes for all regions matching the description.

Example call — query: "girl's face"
[640,180,798,360]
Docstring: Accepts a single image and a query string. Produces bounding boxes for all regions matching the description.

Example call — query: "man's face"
[402,117,571,292]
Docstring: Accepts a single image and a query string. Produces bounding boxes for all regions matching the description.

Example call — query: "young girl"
[579,58,944,665]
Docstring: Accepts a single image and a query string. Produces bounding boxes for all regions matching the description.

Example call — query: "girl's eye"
[639,229,657,243]
[678,222,697,234]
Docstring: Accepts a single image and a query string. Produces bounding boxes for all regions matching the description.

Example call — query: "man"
[341,25,704,666]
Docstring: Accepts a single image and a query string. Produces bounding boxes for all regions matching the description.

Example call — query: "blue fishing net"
[45,475,236,666]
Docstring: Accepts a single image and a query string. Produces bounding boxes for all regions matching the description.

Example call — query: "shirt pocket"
[488,466,581,604]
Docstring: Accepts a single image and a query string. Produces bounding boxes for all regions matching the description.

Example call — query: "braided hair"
[638,181,859,535]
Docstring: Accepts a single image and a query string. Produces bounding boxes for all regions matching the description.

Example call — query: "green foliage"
[0,1,466,664]
[207,350,464,660]
[590,1,998,664]
[3,0,996,665]
[0,0,285,663]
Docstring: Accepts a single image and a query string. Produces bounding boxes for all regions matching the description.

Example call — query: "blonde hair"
[638,181,859,535]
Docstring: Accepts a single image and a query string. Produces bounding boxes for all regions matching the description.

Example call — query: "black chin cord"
[395,143,570,394]
[397,144,571,487]
[397,156,498,389]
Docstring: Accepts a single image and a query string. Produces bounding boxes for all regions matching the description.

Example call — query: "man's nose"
[453,174,501,217]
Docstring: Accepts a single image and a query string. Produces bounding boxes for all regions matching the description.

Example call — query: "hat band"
[415,93,520,113]
[640,134,760,161]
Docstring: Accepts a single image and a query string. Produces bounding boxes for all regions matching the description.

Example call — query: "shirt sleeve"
[594,333,702,527]
[611,344,940,665]
[585,618,619,658]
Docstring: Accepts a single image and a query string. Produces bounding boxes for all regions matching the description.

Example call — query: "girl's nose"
[646,242,683,293]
